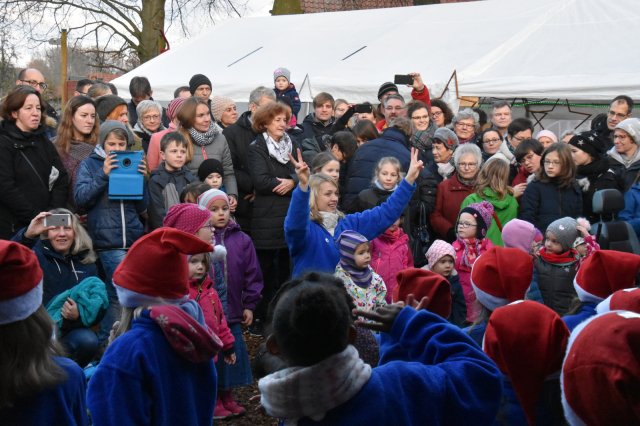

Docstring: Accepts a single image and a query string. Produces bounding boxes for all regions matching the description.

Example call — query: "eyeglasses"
[455,122,475,129]
[142,114,161,121]
[385,106,406,112]
[544,160,561,166]
[411,115,429,120]
[457,221,477,229]
[608,110,629,120]
[483,138,501,145]
[431,111,443,117]
[458,162,478,169]
[512,134,529,143]
[20,79,48,90]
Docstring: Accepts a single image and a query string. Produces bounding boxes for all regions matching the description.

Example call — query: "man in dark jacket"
[299,92,336,160]
[127,76,169,128]
[222,86,276,233]
[593,95,634,152]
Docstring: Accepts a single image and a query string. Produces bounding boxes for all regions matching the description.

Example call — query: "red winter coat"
[188,276,234,361]
[370,228,414,303]
[430,174,475,242]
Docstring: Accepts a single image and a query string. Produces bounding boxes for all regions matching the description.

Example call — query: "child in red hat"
[0,241,88,425]
[453,201,495,322]
[87,228,222,426]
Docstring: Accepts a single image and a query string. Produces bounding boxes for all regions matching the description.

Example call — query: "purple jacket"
[213,221,263,324]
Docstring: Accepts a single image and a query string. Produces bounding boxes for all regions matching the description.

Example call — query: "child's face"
[161,141,187,171]
[334,103,349,119]
[378,163,400,190]
[194,219,213,243]
[104,134,127,152]
[543,151,562,178]
[457,212,478,239]
[319,160,340,182]
[209,199,230,229]
[354,242,371,269]
[275,76,289,91]
[204,172,223,189]
[432,255,454,277]
[188,254,208,280]
[386,217,402,233]
[544,231,564,254]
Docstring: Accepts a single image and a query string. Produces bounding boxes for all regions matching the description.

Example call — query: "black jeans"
[254,248,291,325]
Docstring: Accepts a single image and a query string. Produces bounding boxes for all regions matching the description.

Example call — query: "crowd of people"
[1,66,639,425]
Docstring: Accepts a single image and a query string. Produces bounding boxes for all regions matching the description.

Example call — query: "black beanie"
[198,158,224,182]
[377,82,398,100]
[569,131,604,159]
[95,95,127,122]
[189,74,212,95]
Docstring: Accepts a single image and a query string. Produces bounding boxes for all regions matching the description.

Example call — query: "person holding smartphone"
[74,120,148,344]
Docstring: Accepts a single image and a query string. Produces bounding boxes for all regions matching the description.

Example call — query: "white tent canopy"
[111,0,640,103]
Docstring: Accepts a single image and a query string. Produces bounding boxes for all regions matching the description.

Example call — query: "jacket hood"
[0,119,47,145]
[607,145,640,167]
[213,220,241,237]
[381,127,409,148]
[480,188,513,210]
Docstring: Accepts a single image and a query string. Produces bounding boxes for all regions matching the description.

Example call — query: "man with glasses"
[375,73,431,131]
[15,68,59,137]
[376,94,407,132]
[74,79,94,96]
[592,95,634,152]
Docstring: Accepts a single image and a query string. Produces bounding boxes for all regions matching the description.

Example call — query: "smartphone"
[394,74,414,85]
[354,104,373,114]
[44,214,71,228]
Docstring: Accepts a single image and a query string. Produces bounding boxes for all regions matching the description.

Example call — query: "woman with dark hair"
[519,143,582,232]
[0,240,87,425]
[247,102,298,333]
[352,120,379,146]
[430,99,454,128]
[0,86,69,239]
[478,128,503,162]
[177,97,238,210]
[568,132,620,222]
[408,101,437,165]
[54,95,99,209]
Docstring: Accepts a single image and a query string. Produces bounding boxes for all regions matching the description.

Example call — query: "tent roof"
[111,0,640,102]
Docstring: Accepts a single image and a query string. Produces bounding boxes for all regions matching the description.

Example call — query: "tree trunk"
[271,0,303,15]
[138,0,167,64]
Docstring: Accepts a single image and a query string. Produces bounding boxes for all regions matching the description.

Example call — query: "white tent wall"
[111,0,639,108]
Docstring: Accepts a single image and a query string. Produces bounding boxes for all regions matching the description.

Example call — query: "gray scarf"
[189,122,222,147]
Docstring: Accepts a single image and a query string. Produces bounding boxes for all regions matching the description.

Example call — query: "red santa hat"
[562,311,640,425]
[0,240,44,325]
[484,300,569,426]
[596,287,640,314]
[393,268,452,319]
[471,247,533,312]
[573,250,640,303]
[113,228,213,308]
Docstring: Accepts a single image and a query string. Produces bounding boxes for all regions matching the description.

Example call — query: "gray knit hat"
[615,118,640,145]
[273,67,291,83]
[433,127,459,150]
[546,217,579,252]
[95,95,127,122]
[99,120,133,148]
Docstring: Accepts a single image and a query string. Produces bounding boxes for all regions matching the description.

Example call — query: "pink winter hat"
[502,219,542,254]
[460,201,494,238]
[163,203,211,235]
[425,239,455,268]
[535,130,558,143]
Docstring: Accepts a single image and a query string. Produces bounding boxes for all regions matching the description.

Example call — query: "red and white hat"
[484,300,569,425]
[596,287,640,314]
[471,247,533,311]
[562,311,640,425]
[113,228,213,308]
[393,268,452,319]
[573,250,640,303]
[163,203,212,235]
[0,240,44,325]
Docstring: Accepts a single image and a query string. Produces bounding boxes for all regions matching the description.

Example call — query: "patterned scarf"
[263,132,293,164]
[411,121,438,151]
[337,230,373,288]
[258,345,372,424]
[189,122,222,147]
[456,236,484,269]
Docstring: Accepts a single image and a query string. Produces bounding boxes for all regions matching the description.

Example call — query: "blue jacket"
[74,148,147,249]
[12,228,99,305]
[285,179,415,278]
[87,312,217,426]
[464,320,488,348]
[562,302,597,332]
[297,308,502,426]
[274,83,301,117]
[2,357,87,426]
[344,128,410,210]
[519,178,582,234]
[619,183,640,238]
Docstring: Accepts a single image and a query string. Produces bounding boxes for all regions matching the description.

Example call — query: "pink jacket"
[370,228,413,303]
[453,238,494,323]
[147,123,177,172]
[188,276,234,360]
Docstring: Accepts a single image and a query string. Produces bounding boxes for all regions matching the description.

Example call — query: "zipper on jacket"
[120,201,126,248]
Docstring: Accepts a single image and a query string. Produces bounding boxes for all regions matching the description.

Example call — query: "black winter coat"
[247,134,297,250]
[533,256,578,315]
[575,157,621,222]
[0,120,69,239]
[223,111,257,230]
[148,163,197,229]
[519,178,582,233]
